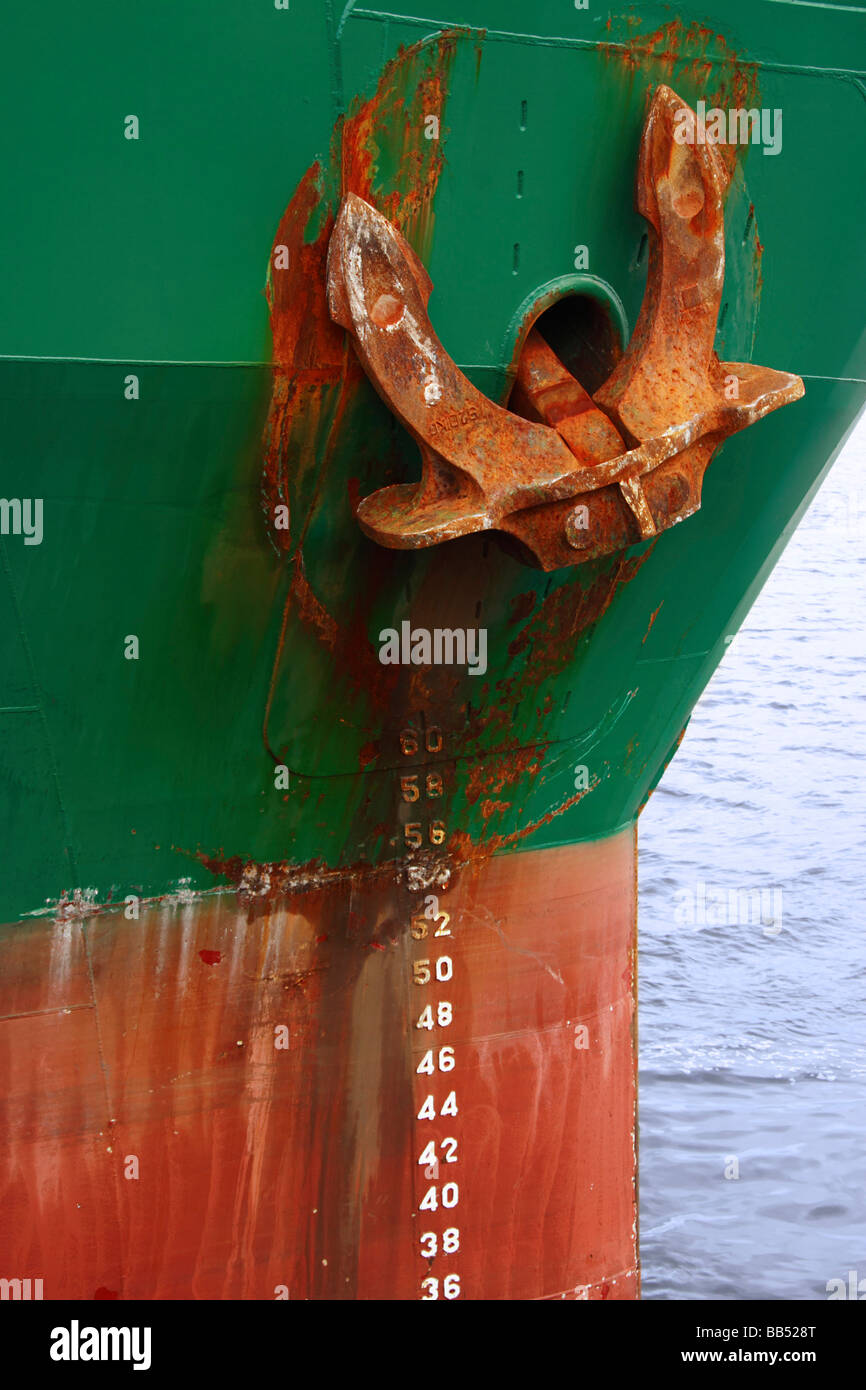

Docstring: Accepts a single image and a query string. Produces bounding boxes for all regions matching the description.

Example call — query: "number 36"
[420,1273,461,1300]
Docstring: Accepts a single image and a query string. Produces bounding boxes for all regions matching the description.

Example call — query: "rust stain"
[194,767,597,906]
[465,744,544,808]
[508,556,642,663]
[448,780,596,862]
[605,20,761,181]
[196,850,395,903]
[289,553,340,652]
[261,164,344,561]
[448,547,654,758]
[196,747,599,902]
[259,33,460,752]
[358,740,378,770]
[265,167,342,373]
[340,32,457,260]
[641,601,663,644]
[508,591,536,625]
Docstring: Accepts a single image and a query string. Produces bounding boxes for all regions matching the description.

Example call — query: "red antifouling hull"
[0,830,638,1300]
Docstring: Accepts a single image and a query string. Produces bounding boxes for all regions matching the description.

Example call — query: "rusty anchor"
[326,85,804,571]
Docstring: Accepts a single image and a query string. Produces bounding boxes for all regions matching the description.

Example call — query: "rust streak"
[641,602,663,644]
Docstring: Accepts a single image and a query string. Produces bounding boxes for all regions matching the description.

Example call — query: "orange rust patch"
[448,779,596,862]
[266,165,343,372]
[259,32,460,749]
[508,549,654,671]
[359,740,378,770]
[340,33,457,261]
[290,553,339,653]
[465,745,545,808]
[605,20,760,178]
[641,601,663,644]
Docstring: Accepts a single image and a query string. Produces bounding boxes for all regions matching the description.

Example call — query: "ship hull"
[1,2,864,1306]
[0,832,636,1300]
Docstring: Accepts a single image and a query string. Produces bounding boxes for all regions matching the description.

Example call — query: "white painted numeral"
[416,1002,452,1030]
[418,1138,458,1167]
[416,1047,455,1074]
[419,1182,459,1211]
[419,1229,460,1259]
[417,1090,458,1120]
[420,1272,460,1300]
[435,956,453,982]
[434,911,451,937]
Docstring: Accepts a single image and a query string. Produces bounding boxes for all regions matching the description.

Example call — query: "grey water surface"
[638,412,866,1301]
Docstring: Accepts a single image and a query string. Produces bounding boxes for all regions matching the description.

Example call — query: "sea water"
[639,411,866,1301]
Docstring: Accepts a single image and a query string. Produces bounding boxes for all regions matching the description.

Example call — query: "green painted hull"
[1,3,864,923]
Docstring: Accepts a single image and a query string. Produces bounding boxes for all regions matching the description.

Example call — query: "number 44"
[417,1091,458,1120]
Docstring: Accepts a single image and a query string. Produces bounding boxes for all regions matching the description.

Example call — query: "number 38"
[419,1228,460,1258]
